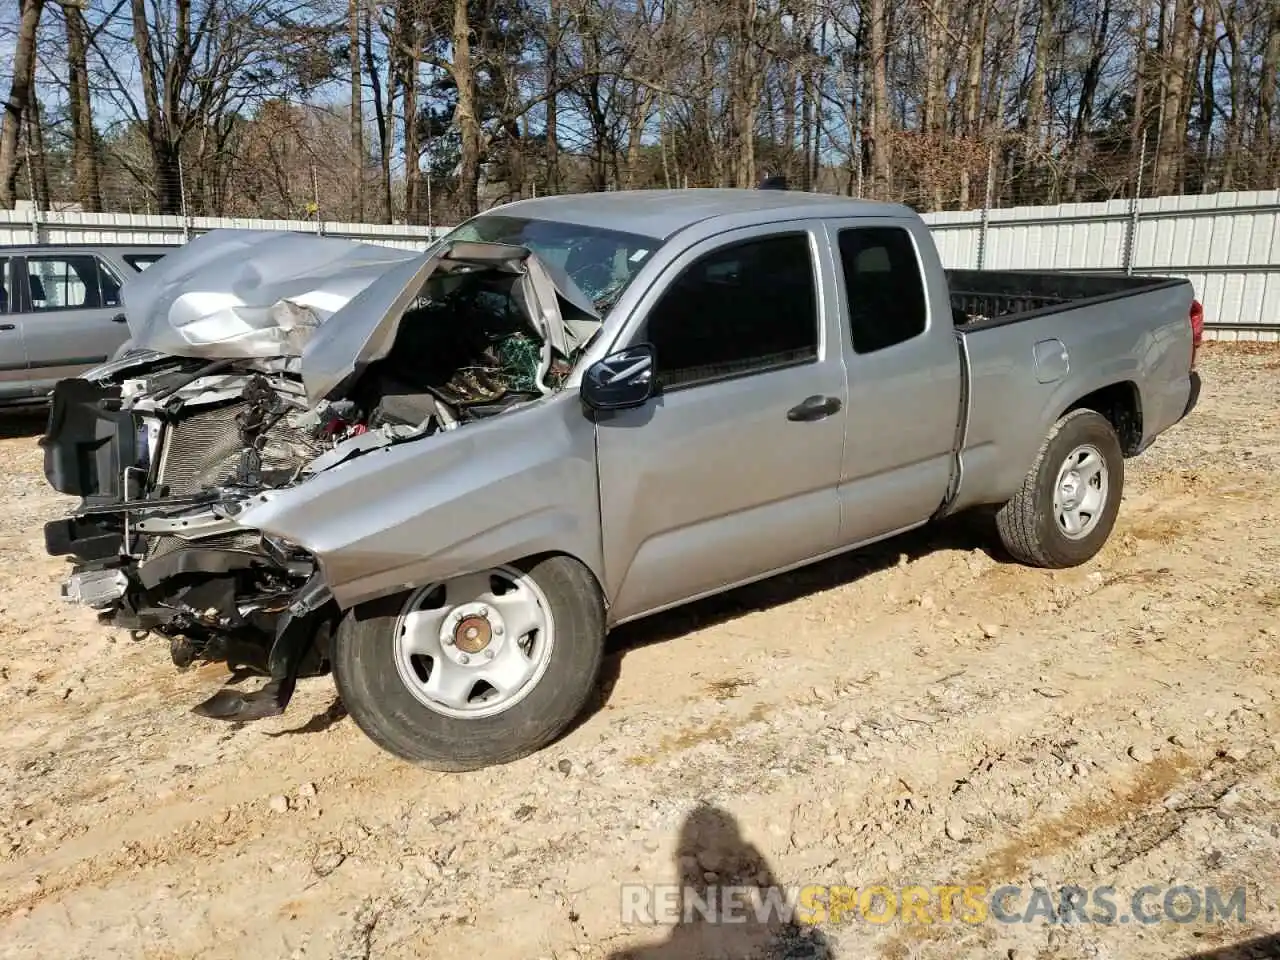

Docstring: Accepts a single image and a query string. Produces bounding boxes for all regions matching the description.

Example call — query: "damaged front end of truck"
[40,229,603,721]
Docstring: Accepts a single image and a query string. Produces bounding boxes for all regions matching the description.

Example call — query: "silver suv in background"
[0,244,171,406]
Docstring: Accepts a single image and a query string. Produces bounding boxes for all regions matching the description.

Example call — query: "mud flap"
[191,572,333,722]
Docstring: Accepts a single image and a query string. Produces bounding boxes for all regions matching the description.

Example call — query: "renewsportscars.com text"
[620,883,1247,927]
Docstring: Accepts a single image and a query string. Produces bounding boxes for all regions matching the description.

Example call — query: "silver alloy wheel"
[1052,443,1109,540]
[393,566,555,719]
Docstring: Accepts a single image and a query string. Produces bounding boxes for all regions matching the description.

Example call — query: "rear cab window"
[836,226,928,353]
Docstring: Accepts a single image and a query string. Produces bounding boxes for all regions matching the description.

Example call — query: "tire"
[995,408,1124,568]
[332,554,605,771]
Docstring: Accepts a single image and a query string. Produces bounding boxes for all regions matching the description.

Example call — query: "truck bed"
[947,269,1186,329]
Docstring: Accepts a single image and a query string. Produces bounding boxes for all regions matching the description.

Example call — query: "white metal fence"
[3,189,1277,339]
[925,189,1280,341]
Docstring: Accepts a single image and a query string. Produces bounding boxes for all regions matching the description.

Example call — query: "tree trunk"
[349,0,363,220]
[1025,0,1051,148]
[1155,0,1192,195]
[129,0,183,214]
[0,0,45,208]
[781,58,796,181]
[1072,0,1110,144]
[63,2,103,212]
[958,0,989,206]
[922,0,952,207]
[1129,0,1148,193]
[1220,9,1242,189]
[1257,0,1280,184]
[811,5,825,189]
[799,1,812,190]
[545,0,561,193]
[1195,0,1216,190]
[626,87,653,188]
[364,7,392,220]
[867,0,891,197]
[730,0,759,187]
[1067,0,1109,199]
[26,96,51,208]
[396,0,420,222]
[451,0,482,217]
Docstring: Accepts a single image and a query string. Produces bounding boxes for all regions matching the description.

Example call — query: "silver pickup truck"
[40,191,1202,770]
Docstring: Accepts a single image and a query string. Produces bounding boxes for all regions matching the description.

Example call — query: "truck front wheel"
[332,555,605,770]
[996,409,1124,568]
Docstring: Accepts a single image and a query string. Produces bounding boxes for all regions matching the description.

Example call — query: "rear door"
[17,251,132,396]
[825,219,963,543]
[595,224,849,622]
[0,257,31,401]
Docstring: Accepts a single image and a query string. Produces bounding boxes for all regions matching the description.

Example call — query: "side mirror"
[581,343,656,411]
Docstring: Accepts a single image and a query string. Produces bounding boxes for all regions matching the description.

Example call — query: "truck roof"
[490,189,915,240]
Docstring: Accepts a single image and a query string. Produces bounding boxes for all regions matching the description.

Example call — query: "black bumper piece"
[1180,371,1202,421]
[45,515,124,561]
[40,378,135,499]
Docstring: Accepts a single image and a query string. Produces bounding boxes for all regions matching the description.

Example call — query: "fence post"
[24,141,40,243]
[1124,137,1146,276]
[976,148,995,270]
[178,159,191,241]
[312,166,324,235]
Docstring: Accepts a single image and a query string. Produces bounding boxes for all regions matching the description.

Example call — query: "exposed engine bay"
[41,230,604,721]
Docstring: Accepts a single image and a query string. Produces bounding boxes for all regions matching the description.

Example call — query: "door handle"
[787,394,842,421]
[0,323,14,331]
[111,313,128,323]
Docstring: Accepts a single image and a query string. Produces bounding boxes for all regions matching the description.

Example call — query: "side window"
[836,227,927,354]
[0,258,8,314]
[97,259,124,307]
[25,255,114,311]
[643,233,818,390]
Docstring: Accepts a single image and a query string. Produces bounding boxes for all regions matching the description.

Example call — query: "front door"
[595,225,849,623]
[0,257,30,401]
[18,252,132,397]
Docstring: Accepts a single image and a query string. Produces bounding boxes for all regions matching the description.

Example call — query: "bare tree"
[0,0,47,207]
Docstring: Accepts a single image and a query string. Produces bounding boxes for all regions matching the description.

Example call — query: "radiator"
[147,401,324,560]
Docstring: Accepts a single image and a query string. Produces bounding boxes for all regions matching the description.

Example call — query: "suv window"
[643,233,818,390]
[25,255,123,311]
[836,227,927,353]
[124,253,166,271]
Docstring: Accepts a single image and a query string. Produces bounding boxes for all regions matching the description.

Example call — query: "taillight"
[1189,299,1204,370]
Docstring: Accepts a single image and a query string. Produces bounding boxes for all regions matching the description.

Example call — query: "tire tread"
[995,408,1123,569]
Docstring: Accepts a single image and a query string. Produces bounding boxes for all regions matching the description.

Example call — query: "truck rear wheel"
[995,409,1124,568]
[332,555,605,770]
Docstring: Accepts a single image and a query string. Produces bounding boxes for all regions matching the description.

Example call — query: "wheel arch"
[1059,380,1143,455]
[339,548,608,621]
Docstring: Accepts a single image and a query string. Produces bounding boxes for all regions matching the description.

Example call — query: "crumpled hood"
[121,229,603,405]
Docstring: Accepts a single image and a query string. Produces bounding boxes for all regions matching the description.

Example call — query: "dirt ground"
[2,343,1279,960]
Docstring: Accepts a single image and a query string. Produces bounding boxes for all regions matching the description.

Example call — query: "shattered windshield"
[441,215,660,314]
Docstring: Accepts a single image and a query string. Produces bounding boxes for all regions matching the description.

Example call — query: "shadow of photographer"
[608,802,833,960]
